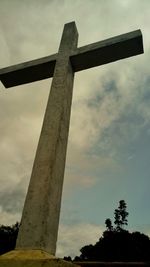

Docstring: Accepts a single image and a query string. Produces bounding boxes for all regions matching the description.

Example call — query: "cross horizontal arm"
[71,29,143,72]
[0,29,143,88]
[0,53,57,88]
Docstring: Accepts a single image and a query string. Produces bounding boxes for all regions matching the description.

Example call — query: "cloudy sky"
[0,0,150,258]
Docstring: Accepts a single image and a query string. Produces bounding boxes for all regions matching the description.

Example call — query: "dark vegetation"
[64,200,150,262]
[0,222,19,255]
[0,200,150,262]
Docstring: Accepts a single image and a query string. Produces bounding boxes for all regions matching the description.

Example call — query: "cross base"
[0,249,79,267]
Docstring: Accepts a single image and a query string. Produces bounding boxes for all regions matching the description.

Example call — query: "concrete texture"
[0,29,143,87]
[0,250,79,267]
[70,29,143,72]
[15,22,78,254]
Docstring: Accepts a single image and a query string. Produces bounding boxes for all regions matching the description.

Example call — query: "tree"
[0,222,19,255]
[114,200,129,231]
[105,218,113,231]
[63,256,72,261]
[105,200,129,232]
[72,200,150,262]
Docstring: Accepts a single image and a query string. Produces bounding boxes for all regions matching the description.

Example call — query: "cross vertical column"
[16,22,78,255]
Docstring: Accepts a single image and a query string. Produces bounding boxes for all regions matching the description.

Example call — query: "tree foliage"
[76,230,150,262]
[114,200,129,231]
[105,200,129,232]
[105,218,113,232]
[64,200,150,262]
[0,222,19,255]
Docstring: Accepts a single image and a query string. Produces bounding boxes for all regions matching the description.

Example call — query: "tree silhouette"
[105,200,129,232]
[114,200,129,231]
[65,200,150,262]
[105,218,113,231]
[0,222,19,255]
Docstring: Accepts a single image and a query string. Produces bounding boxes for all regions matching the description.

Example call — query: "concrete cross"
[0,22,143,255]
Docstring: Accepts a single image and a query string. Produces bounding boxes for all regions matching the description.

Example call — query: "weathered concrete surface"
[0,250,79,267]
[71,29,143,72]
[0,53,57,87]
[0,29,143,87]
[16,22,78,255]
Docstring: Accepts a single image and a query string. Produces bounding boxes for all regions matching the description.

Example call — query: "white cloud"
[57,223,104,258]
[0,206,21,226]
